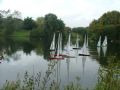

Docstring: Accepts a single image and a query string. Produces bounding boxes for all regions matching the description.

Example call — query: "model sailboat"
[102,36,107,56]
[66,33,73,52]
[73,34,80,49]
[50,33,56,51]
[79,34,90,56]
[97,36,107,57]
[62,33,75,58]
[49,33,64,60]
[56,33,63,57]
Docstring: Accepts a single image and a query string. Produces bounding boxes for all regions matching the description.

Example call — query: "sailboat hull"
[49,57,64,60]
[79,54,90,56]
[73,47,81,49]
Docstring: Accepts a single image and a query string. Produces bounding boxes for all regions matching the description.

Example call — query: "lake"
[0,37,120,90]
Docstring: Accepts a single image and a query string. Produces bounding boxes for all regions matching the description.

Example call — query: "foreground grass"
[95,68,120,89]
[0,72,82,90]
[95,57,120,90]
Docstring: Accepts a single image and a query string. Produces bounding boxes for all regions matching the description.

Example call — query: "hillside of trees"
[88,11,120,44]
[0,10,65,38]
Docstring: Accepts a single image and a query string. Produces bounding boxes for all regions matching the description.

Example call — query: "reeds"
[95,56,120,90]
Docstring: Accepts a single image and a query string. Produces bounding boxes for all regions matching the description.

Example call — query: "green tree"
[44,13,65,34]
[3,16,15,36]
[0,13,3,29]
[36,17,45,30]
[89,10,120,43]
[0,10,23,36]
[30,17,45,38]
[23,17,37,30]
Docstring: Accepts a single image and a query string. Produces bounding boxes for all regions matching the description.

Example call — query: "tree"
[89,10,120,43]
[23,17,37,30]
[0,10,11,18]
[12,10,22,19]
[0,10,23,36]
[44,13,65,34]
[56,19,65,32]
[89,11,120,29]
[0,13,3,29]
[99,11,120,25]
[3,16,15,36]
[36,17,45,30]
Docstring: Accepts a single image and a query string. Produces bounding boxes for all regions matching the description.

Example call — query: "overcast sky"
[0,0,120,27]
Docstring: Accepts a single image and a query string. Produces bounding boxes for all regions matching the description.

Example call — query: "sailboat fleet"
[49,32,92,60]
[49,32,108,60]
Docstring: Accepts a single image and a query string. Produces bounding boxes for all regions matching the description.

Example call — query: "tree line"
[72,10,120,44]
[0,10,120,44]
[88,10,120,43]
[0,10,65,37]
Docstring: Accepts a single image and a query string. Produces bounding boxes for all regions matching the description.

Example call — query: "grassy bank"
[12,31,30,37]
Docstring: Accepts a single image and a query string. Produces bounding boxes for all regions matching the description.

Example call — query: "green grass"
[12,31,30,37]
[0,31,30,41]
[10,36,30,42]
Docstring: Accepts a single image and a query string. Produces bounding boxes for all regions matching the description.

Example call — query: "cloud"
[0,0,120,27]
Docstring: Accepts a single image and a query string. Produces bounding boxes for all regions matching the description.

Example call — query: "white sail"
[86,34,88,48]
[82,35,87,54]
[76,34,79,48]
[56,33,60,57]
[56,33,63,57]
[50,33,55,50]
[102,36,107,47]
[97,36,101,47]
[86,34,89,54]
[65,33,75,57]
[67,33,72,51]
[59,33,62,55]
[83,34,86,48]
[81,34,89,55]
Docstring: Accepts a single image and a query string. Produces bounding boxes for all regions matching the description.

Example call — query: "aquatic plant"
[95,56,120,90]
[0,73,82,90]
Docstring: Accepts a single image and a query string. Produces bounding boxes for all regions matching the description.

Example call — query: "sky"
[0,0,120,27]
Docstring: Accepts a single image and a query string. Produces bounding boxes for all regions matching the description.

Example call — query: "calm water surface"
[0,37,119,89]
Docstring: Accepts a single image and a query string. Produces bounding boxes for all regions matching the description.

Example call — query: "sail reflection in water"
[97,47,101,57]
[102,46,107,57]
[0,35,109,89]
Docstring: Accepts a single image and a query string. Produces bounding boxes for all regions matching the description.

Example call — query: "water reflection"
[97,47,101,57]
[66,58,70,82]
[0,36,120,89]
[102,46,107,57]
